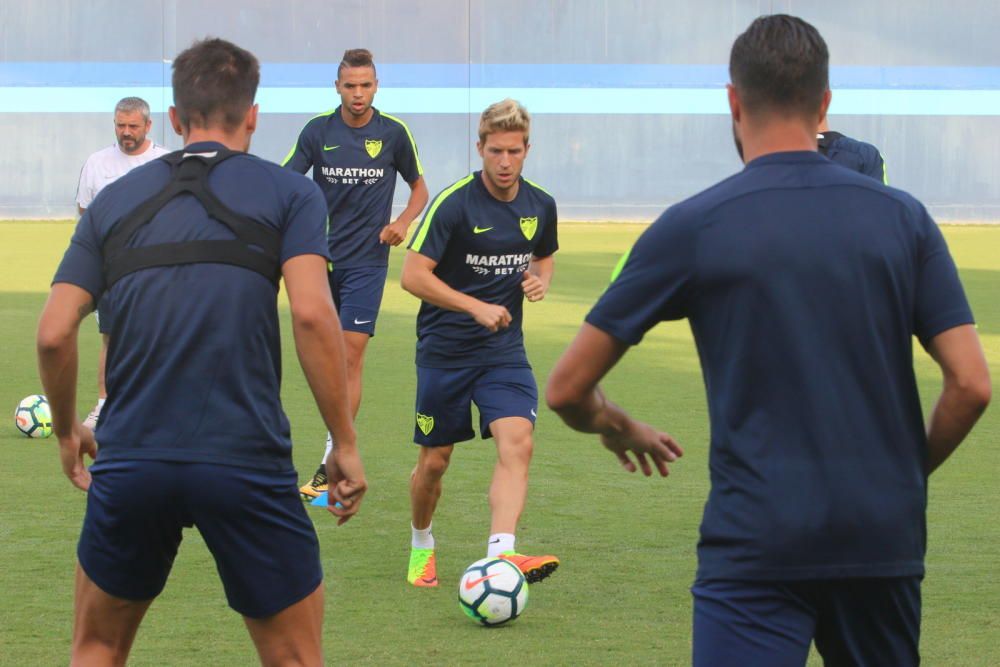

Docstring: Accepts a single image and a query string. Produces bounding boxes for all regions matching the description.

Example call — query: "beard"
[117,133,146,154]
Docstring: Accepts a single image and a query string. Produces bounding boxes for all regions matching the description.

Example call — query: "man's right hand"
[325,446,367,526]
[470,302,512,332]
[600,419,684,477]
[59,424,98,491]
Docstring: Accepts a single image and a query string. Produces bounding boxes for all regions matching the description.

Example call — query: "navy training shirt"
[818,131,887,183]
[53,141,331,472]
[282,106,423,268]
[587,151,973,582]
[408,172,558,368]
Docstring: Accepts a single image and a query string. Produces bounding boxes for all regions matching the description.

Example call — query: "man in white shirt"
[76,97,170,431]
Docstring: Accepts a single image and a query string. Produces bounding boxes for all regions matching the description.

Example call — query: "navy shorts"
[95,291,112,335]
[329,266,388,336]
[414,365,537,446]
[692,578,922,667]
[78,460,323,619]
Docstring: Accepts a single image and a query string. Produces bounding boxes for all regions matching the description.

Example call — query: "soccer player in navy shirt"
[400,99,560,587]
[38,38,366,666]
[547,15,990,667]
[283,48,429,500]
[818,116,888,183]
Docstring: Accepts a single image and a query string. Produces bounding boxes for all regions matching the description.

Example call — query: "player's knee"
[345,352,365,378]
[518,437,535,463]
[418,448,452,480]
[499,432,534,465]
[342,331,370,368]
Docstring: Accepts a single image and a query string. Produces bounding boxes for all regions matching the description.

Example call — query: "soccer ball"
[14,394,53,439]
[458,557,528,626]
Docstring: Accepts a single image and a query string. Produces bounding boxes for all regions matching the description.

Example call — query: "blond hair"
[478,98,530,145]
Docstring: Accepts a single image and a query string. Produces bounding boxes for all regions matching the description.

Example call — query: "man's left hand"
[522,271,548,302]
[379,219,410,246]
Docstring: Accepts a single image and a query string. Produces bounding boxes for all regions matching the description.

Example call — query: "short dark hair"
[729,15,829,118]
[172,38,259,130]
[338,48,376,78]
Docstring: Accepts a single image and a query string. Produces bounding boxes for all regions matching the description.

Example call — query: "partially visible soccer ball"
[14,395,52,439]
[458,557,528,626]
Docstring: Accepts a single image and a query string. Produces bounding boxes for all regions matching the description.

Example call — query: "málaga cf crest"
[416,413,435,436]
[365,139,383,158]
[519,216,538,240]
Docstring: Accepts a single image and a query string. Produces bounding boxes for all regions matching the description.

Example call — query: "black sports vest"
[102,148,282,289]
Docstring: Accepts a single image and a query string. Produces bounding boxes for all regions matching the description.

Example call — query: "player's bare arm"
[283,254,367,523]
[380,176,429,246]
[546,322,683,477]
[924,323,991,474]
[521,254,554,302]
[37,283,99,491]
[401,250,512,332]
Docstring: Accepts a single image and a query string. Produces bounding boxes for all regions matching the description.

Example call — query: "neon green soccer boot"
[408,548,438,587]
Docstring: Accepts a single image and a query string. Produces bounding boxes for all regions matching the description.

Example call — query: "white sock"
[320,432,334,466]
[412,523,434,549]
[487,533,515,557]
[96,398,106,411]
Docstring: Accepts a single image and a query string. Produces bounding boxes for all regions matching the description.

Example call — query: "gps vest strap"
[103,148,282,289]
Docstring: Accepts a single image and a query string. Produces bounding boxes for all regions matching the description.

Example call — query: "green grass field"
[0,221,997,666]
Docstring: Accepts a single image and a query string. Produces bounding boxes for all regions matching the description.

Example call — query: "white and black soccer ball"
[458,557,528,626]
[14,394,53,439]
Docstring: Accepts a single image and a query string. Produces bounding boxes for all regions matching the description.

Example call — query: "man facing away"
[400,99,560,587]
[547,15,989,667]
[39,38,366,666]
[818,116,888,183]
[76,96,169,432]
[283,48,428,500]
